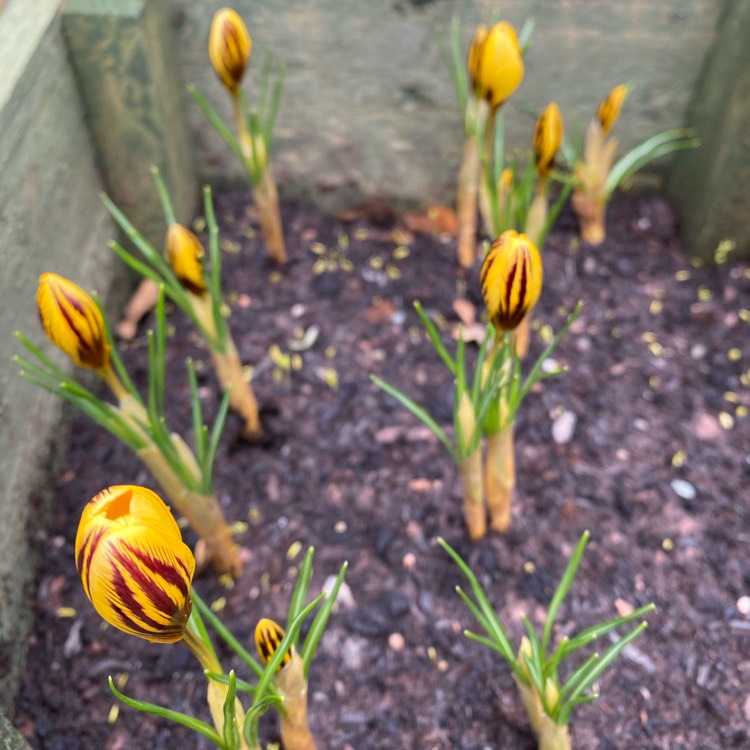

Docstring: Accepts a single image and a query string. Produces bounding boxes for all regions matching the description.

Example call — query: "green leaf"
[201,387,231,494]
[188,83,244,162]
[108,676,225,746]
[288,547,315,629]
[559,622,649,724]
[605,129,698,198]
[302,560,348,676]
[370,375,455,455]
[438,538,523,679]
[558,603,655,659]
[151,165,177,226]
[203,186,229,351]
[192,590,266,680]
[414,301,457,375]
[221,671,241,750]
[541,531,590,655]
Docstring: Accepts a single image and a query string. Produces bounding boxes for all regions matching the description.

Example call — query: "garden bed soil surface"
[14,193,750,750]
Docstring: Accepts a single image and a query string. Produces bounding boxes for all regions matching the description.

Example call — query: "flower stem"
[485,423,515,532]
[210,338,262,439]
[253,168,287,264]
[458,448,486,540]
[456,127,481,268]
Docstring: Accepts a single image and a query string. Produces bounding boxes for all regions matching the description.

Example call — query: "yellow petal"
[209,8,252,95]
[481,230,543,331]
[75,486,194,643]
[255,617,292,671]
[166,224,208,295]
[36,273,110,371]
[469,21,524,110]
[533,102,564,177]
[597,84,629,134]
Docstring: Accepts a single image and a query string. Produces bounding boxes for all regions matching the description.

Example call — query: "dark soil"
[14,193,750,750]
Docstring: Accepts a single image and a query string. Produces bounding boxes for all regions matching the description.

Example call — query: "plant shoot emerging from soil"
[570,84,698,245]
[372,232,581,538]
[191,6,287,264]
[440,532,655,750]
[16,281,240,574]
[75,496,346,750]
[103,173,262,439]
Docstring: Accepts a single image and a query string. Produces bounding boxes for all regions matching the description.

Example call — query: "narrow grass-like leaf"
[151,165,177,227]
[243,694,282,747]
[221,670,240,750]
[108,676,224,746]
[202,387,231,494]
[541,531,590,654]
[192,590,265,680]
[288,547,315,628]
[558,603,655,659]
[414,301,457,375]
[302,560,348,676]
[370,375,454,455]
[560,622,649,724]
[439,538,523,678]
[188,84,243,162]
[518,301,583,405]
[605,129,698,198]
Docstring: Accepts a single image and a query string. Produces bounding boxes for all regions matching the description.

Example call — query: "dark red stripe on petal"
[78,527,106,597]
[110,546,186,629]
[480,251,495,288]
[504,258,518,322]
[122,541,192,600]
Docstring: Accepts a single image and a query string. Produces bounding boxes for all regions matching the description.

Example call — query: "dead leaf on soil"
[365,298,396,325]
[403,204,458,236]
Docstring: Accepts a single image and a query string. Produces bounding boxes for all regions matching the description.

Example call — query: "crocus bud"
[544,677,560,713]
[517,636,533,681]
[533,102,564,177]
[481,230,543,332]
[166,224,208,295]
[468,21,524,111]
[255,618,292,671]
[597,84,629,134]
[209,8,252,96]
[36,273,111,371]
[75,485,195,643]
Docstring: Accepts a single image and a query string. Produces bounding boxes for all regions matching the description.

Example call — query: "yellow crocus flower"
[597,84,629,134]
[209,8,252,96]
[255,617,292,671]
[166,224,208,295]
[533,102,564,177]
[75,485,195,644]
[36,273,111,372]
[481,230,543,332]
[468,21,524,110]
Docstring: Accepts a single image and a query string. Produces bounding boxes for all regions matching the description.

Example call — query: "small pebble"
[737,596,750,617]
[402,552,417,570]
[552,410,577,444]
[541,357,560,373]
[690,344,707,359]
[388,632,405,652]
[671,478,697,501]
